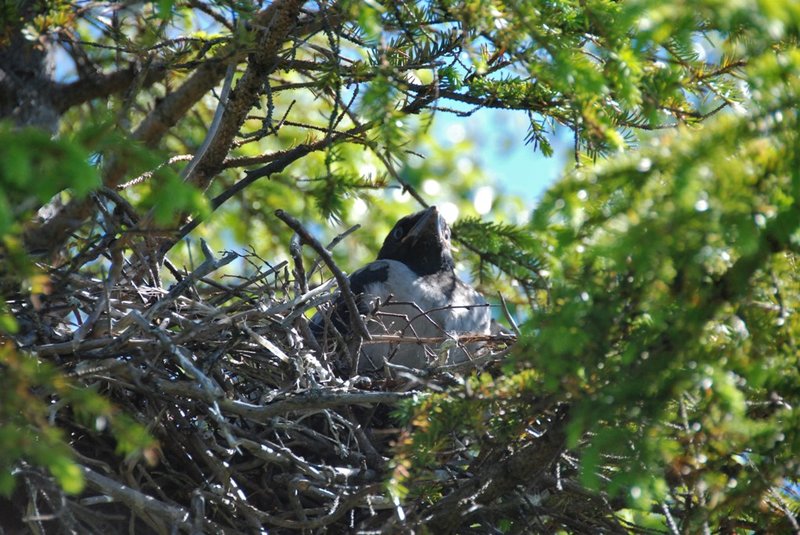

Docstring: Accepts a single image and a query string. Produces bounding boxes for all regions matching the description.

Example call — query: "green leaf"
[48,457,84,495]
[0,470,14,497]
[156,0,174,19]
[145,173,210,226]
[0,312,18,334]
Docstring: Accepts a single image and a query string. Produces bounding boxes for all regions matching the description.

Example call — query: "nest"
[6,230,522,534]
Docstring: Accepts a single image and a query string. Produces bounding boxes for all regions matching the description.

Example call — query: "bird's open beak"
[403,206,441,245]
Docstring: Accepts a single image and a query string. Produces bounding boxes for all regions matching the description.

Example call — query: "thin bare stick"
[274,209,371,341]
[361,333,515,345]
[498,292,521,336]
[308,223,361,278]
[81,466,234,534]
[179,62,236,182]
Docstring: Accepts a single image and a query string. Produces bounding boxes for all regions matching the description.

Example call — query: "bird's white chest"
[355,260,490,370]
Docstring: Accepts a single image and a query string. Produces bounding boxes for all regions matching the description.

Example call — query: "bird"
[313,206,491,372]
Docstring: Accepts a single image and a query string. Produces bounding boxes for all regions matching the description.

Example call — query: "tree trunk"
[0,1,58,132]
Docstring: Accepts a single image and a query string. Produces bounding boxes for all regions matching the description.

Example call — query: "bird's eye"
[392,227,404,240]
[443,228,451,240]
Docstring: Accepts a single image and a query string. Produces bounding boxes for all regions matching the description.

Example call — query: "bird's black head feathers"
[377,206,455,275]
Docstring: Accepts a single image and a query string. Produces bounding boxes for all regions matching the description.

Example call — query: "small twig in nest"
[274,209,371,340]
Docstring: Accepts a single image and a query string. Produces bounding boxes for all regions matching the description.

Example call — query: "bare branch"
[274,209,372,341]
[54,62,169,113]
[81,466,234,534]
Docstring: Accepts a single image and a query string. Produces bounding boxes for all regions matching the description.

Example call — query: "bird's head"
[377,206,455,275]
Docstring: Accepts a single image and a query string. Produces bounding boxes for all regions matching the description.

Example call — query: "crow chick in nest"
[313,206,491,372]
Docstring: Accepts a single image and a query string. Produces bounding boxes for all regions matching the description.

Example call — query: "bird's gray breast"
[352,260,490,371]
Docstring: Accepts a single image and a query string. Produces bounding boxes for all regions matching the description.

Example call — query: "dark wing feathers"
[349,262,390,294]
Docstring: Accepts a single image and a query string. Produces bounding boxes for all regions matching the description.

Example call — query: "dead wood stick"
[274,209,371,340]
[125,371,416,421]
[30,337,154,357]
[143,240,237,321]
[233,484,381,530]
[80,466,235,534]
[361,333,516,345]
[308,223,361,278]
[129,310,223,397]
[225,389,416,420]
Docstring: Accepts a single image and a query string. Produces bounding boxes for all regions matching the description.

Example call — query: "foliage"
[524,102,800,526]
[1,0,799,532]
[0,342,156,496]
[0,122,157,500]
[395,2,800,532]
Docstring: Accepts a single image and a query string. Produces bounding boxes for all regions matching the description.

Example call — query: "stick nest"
[8,240,520,534]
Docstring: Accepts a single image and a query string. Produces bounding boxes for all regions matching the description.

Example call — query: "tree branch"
[54,62,169,113]
[184,0,306,192]
[81,466,235,534]
[274,209,372,341]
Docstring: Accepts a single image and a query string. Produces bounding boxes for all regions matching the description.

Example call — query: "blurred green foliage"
[0,122,160,496]
[385,1,800,531]
[0,342,155,495]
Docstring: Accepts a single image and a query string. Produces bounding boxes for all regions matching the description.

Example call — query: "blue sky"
[457,109,569,204]
[430,107,571,216]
